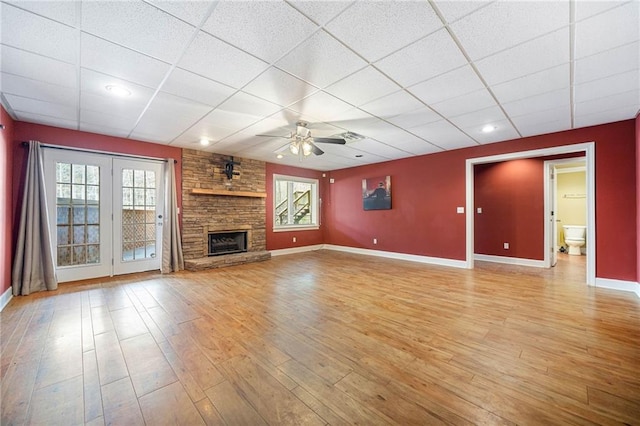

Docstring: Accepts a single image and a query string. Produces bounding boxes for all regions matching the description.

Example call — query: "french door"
[43,150,164,282]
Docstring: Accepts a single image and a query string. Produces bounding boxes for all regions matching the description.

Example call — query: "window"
[273,174,319,231]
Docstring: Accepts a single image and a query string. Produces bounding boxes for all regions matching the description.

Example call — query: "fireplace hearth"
[208,231,247,256]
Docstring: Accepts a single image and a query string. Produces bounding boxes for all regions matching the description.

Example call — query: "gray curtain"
[12,141,57,295]
[161,159,184,273]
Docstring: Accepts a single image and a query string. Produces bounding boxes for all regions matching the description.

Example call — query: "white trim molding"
[0,287,13,312]
[323,244,467,269]
[595,278,640,298]
[270,245,324,257]
[474,254,546,268]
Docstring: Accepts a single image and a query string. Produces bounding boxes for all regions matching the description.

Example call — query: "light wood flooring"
[1,250,639,425]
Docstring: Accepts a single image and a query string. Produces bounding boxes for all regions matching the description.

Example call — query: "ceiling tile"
[408,120,477,150]
[574,2,639,59]
[146,0,214,26]
[346,138,409,159]
[432,1,491,24]
[325,1,442,62]
[131,92,213,142]
[408,65,484,105]
[287,1,355,26]
[80,109,138,132]
[1,3,78,64]
[202,1,318,63]
[214,91,282,119]
[178,31,269,88]
[81,34,170,88]
[5,0,78,26]
[80,69,155,110]
[161,68,236,107]
[1,46,77,88]
[199,109,260,132]
[360,91,423,119]
[490,64,569,104]
[5,94,77,122]
[287,91,354,122]
[474,28,569,86]
[79,122,131,138]
[275,30,368,88]
[81,0,195,63]
[15,111,78,130]
[375,29,467,87]
[449,105,508,129]
[574,42,639,84]
[372,129,441,156]
[242,67,320,107]
[574,70,639,104]
[502,88,570,118]
[575,104,640,128]
[1,73,77,106]
[324,66,399,107]
[511,105,571,137]
[465,119,520,144]
[574,89,640,117]
[575,0,630,21]
[385,106,441,129]
[172,121,239,145]
[431,89,496,118]
[450,1,569,60]
[80,90,147,125]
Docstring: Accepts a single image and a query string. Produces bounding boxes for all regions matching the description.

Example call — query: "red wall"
[636,112,640,284]
[474,159,544,260]
[265,163,326,250]
[1,106,14,296]
[11,122,183,279]
[324,120,637,282]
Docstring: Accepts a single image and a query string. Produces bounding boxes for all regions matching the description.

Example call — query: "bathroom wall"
[557,171,587,248]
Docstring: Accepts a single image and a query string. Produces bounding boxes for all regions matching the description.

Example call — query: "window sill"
[273,226,320,233]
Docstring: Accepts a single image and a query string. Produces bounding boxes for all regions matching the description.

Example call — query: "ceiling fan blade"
[311,143,324,156]
[312,137,346,145]
[256,134,288,138]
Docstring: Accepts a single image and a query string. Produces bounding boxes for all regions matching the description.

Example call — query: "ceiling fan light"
[302,140,313,156]
[289,142,299,155]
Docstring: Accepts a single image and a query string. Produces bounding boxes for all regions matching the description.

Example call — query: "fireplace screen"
[208,231,247,256]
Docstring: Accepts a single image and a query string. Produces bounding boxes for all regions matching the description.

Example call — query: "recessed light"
[481,125,496,133]
[199,137,210,146]
[276,154,284,159]
[105,84,131,97]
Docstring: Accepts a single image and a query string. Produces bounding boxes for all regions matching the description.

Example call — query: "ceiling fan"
[257,121,347,160]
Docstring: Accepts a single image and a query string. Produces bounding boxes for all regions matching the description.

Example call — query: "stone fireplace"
[182,149,271,271]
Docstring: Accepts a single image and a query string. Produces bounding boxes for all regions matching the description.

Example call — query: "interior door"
[550,166,558,267]
[113,159,164,275]
[44,150,113,282]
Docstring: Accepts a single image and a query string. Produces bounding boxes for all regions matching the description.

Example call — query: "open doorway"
[465,143,595,286]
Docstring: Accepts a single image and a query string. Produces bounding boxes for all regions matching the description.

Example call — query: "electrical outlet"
[457,207,464,213]
[373,238,377,244]
[329,178,335,183]
[504,242,509,249]
[292,237,296,243]
[477,207,482,214]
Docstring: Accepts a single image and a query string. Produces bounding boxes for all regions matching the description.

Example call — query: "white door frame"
[465,142,596,286]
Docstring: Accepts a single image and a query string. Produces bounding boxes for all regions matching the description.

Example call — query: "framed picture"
[363,175,391,210]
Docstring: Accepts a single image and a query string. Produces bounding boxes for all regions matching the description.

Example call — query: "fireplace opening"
[208,231,248,256]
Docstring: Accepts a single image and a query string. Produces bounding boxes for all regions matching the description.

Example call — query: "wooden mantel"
[190,188,267,198]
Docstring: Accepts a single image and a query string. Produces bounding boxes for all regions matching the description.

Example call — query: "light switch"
[330,178,335,183]
[477,207,482,214]
[457,207,464,213]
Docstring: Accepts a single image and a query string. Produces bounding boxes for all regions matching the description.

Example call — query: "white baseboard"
[474,253,546,268]
[595,278,640,298]
[323,244,467,269]
[270,244,324,257]
[0,286,13,312]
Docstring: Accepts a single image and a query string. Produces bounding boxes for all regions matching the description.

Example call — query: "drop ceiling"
[1,0,638,171]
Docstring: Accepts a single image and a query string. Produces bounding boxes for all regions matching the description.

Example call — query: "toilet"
[563,225,586,255]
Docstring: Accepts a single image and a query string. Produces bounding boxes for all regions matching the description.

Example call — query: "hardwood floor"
[1,250,639,425]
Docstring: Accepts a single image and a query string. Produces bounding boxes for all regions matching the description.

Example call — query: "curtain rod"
[21,141,178,163]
